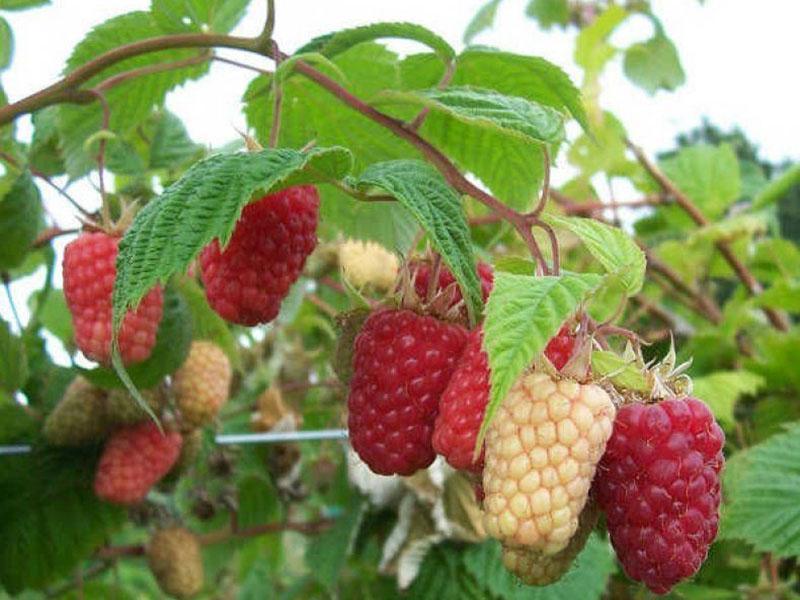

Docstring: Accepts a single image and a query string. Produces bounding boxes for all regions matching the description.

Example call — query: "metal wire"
[0,445,32,455]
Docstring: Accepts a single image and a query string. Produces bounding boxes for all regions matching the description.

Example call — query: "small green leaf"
[354,159,481,322]
[752,163,800,209]
[0,16,12,70]
[480,272,603,445]
[463,0,502,44]
[526,0,570,29]
[591,350,648,393]
[305,496,366,591]
[575,5,627,77]
[623,31,685,94]
[379,87,564,146]
[148,110,202,170]
[0,0,49,9]
[112,146,352,332]
[298,22,455,62]
[0,318,27,394]
[151,0,251,33]
[28,107,64,176]
[0,172,42,271]
[692,371,763,425]
[408,544,484,600]
[722,423,800,556]
[756,279,800,312]
[549,215,646,295]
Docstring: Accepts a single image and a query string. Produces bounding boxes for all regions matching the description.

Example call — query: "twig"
[32,227,80,248]
[306,293,338,317]
[212,55,272,75]
[561,195,666,216]
[626,139,790,331]
[93,52,210,94]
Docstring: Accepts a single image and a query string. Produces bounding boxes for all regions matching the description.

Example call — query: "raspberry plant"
[0,1,798,598]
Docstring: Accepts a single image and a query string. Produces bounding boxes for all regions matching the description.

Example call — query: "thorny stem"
[626,139,790,332]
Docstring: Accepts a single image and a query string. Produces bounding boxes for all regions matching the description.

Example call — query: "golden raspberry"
[502,500,599,585]
[338,239,398,290]
[482,372,615,554]
[173,341,232,428]
[147,527,204,598]
[43,377,107,445]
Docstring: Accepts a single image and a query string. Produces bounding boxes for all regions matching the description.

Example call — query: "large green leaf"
[692,371,763,426]
[379,87,564,146]
[112,146,352,330]
[722,423,800,556]
[0,447,125,593]
[0,171,41,270]
[550,215,646,295]
[57,11,209,177]
[479,272,603,444]
[756,279,800,313]
[354,160,481,322]
[623,31,685,94]
[298,22,455,62]
[28,107,64,175]
[305,496,366,591]
[659,144,741,220]
[0,318,27,394]
[407,544,484,600]
[151,0,250,33]
[0,16,12,70]
[463,0,502,44]
[462,534,615,599]
[526,0,570,29]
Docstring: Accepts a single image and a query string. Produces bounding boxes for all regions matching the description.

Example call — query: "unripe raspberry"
[147,527,204,598]
[482,372,615,554]
[502,500,599,585]
[594,397,724,594]
[43,376,108,446]
[173,341,232,428]
[338,239,398,290]
[63,231,163,365]
[412,260,494,309]
[106,386,165,426]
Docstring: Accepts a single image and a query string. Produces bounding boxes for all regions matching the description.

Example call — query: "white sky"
[1,0,799,354]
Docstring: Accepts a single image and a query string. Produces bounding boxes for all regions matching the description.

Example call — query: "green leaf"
[575,5,627,77]
[526,0,570,29]
[623,32,685,94]
[151,0,250,33]
[27,289,73,346]
[752,163,800,209]
[549,215,646,295]
[407,544,484,600]
[379,87,564,146]
[354,159,481,322]
[0,16,12,70]
[305,496,366,591]
[237,475,282,529]
[57,11,209,177]
[463,0,502,44]
[298,22,455,62]
[84,286,192,389]
[0,171,42,271]
[480,272,603,444]
[112,146,351,331]
[173,276,239,368]
[591,350,648,393]
[148,110,202,169]
[0,0,49,9]
[746,328,800,392]
[493,255,537,275]
[321,197,418,252]
[722,423,800,556]
[29,107,65,176]
[659,144,741,220]
[0,447,125,593]
[692,371,763,426]
[0,318,27,394]
[463,534,615,599]
[756,279,800,312]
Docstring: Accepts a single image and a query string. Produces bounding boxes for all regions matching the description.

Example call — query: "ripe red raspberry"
[94,421,183,504]
[64,232,163,365]
[594,397,725,595]
[200,185,319,325]
[432,327,489,473]
[347,309,468,476]
[544,325,576,370]
[412,260,494,307]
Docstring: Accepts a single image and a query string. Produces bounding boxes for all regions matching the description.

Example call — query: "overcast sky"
[1,0,798,352]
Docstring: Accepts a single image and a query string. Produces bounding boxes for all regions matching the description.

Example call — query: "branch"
[627,139,790,331]
[33,227,80,248]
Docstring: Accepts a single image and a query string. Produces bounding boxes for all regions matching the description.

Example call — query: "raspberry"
[200,185,319,325]
[594,397,724,594]
[173,341,232,428]
[432,325,580,473]
[105,386,165,426]
[412,260,494,307]
[482,372,615,554]
[43,376,108,446]
[347,308,468,476]
[502,500,599,586]
[147,527,204,598]
[544,325,577,370]
[338,239,398,290]
[432,327,489,473]
[94,421,182,504]
[63,231,163,365]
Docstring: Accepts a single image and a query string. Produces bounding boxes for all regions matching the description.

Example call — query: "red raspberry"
[347,309,468,476]
[594,397,725,595]
[413,260,494,308]
[200,185,319,325]
[94,421,183,504]
[544,325,576,370]
[432,328,489,473]
[64,232,163,365]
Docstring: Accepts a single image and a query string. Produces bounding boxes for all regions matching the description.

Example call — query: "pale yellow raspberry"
[482,372,615,554]
[147,527,204,598]
[173,341,232,428]
[338,239,398,290]
[502,500,599,585]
